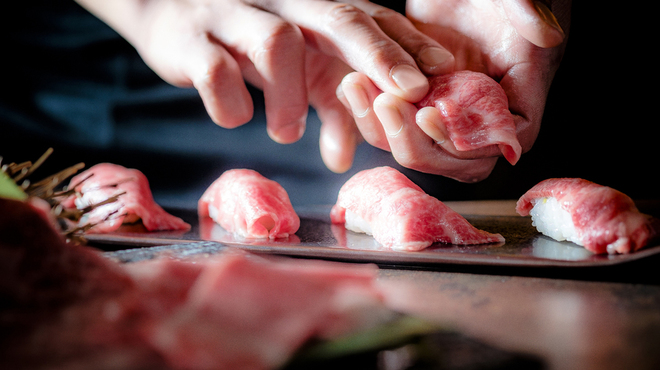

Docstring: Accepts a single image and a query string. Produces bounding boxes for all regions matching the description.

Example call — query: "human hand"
[337,0,570,182]
[74,0,456,173]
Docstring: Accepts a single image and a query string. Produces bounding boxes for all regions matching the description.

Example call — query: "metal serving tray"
[90,204,660,268]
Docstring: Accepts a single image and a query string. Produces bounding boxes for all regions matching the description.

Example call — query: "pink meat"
[516,178,656,254]
[132,251,386,370]
[62,163,190,233]
[416,70,522,165]
[330,166,505,251]
[2,197,390,370]
[0,198,163,369]
[198,169,300,239]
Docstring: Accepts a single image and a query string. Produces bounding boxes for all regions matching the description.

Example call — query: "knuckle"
[250,22,303,62]
[363,7,420,47]
[451,162,496,183]
[368,7,404,23]
[393,150,497,183]
[203,53,232,78]
[266,21,303,47]
[324,4,405,74]
[359,38,403,74]
[392,150,422,169]
[462,169,493,183]
[396,33,431,52]
[325,3,371,28]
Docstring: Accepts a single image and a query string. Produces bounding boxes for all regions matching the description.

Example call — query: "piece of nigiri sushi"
[516,178,656,254]
[416,70,522,165]
[330,166,504,251]
[198,169,300,239]
[63,163,191,233]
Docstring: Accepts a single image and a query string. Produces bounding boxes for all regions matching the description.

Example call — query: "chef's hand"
[337,0,570,182]
[73,0,456,173]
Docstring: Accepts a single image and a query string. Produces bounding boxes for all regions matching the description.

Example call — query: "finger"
[373,93,498,182]
[501,0,565,48]
[264,0,429,102]
[213,6,309,144]
[415,106,457,154]
[305,55,362,173]
[188,43,255,128]
[338,72,390,151]
[250,16,309,144]
[343,0,455,75]
[317,104,361,173]
[415,106,503,160]
[134,4,254,128]
[500,60,553,153]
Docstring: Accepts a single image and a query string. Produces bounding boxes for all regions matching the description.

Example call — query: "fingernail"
[416,114,445,144]
[377,103,404,137]
[534,1,564,37]
[419,47,454,69]
[270,117,307,144]
[390,64,428,94]
[343,83,370,118]
[335,84,345,101]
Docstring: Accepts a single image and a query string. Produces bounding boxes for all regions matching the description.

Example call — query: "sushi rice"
[344,209,374,235]
[529,197,582,246]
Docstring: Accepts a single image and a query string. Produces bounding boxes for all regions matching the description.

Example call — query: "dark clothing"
[1,1,655,209]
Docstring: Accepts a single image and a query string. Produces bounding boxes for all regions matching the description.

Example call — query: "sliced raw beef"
[62,163,190,233]
[129,251,387,370]
[416,70,522,165]
[198,169,300,239]
[1,197,392,370]
[330,166,505,251]
[516,178,657,254]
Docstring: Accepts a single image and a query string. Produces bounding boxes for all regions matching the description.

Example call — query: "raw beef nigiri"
[330,166,504,251]
[63,163,190,233]
[516,178,656,254]
[416,70,522,165]
[198,169,300,239]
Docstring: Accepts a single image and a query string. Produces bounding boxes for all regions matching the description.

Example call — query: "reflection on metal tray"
[90,204,660,268]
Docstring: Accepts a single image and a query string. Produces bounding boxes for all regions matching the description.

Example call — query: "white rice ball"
[529,197,582,246]
[344,209,373,235]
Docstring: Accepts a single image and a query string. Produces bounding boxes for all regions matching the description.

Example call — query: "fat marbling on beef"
[516,178,657,254]
[62,163,190,233]
[331,166,505,251]
[198,169,300,239]
[416,70,522,165]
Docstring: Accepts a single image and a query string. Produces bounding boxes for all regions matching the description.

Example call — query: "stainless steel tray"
[90,204,660,268]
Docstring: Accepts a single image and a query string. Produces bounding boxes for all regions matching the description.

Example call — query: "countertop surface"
[380,200,660,370]
[101,200,660,370]
[378,266,660,370]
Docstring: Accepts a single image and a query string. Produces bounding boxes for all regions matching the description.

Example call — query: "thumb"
[501,0,566,48]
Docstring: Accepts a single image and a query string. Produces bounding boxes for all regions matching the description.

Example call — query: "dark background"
[1,1,656,209]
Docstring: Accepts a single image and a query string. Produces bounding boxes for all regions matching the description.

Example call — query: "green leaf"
[0,171,28,201]
[293,315,441,361]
